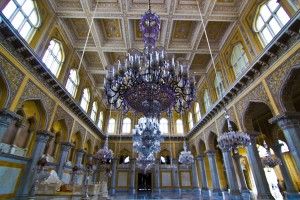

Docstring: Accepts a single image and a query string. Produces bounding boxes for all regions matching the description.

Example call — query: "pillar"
[92,158,100,183]
[87,154,94,162]
[246,134,274,199]
[154,158,160,193]
[206,150,222,197]
[56,142,74,179]
[17,130,54,197]
[171,158,180,193]
[191,160,200,192]
[222,150,241,198]
[270,112,300,173]
[0,109,22,143]
[9,122,25,154]
[129,158,136,194]
[75,149,86,167]
[110,158,117,194]
[232,152,249,192]
[271,143,299,198]
[196,154,209,196]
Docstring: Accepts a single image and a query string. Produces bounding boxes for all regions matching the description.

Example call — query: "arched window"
[107,118,115,134]
[42,39,64,77]
[122,118,131,134]
[3,0,41,42]
[194,102,201,122]
[203,89,211,113]
[66,69,79,97]
[278,140,289,153]
[231,43,249,78]
[254,0,290,46]
[188,112,194,130]
[159,118,168,134]
[90,101,98,122]
[80,88,90,112]
[176,119,183,135]
[97,111,103,129]
[214,71,225,99]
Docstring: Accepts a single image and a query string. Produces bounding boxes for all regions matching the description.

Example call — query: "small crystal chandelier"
[95,136,114,162]
[178,141,194,166]
[217,109,250,153]
[104,0,196,118]
[261,140,282,169]
[132,117,164,158]
[136,153,155,173]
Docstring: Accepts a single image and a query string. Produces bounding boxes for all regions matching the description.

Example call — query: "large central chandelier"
[217,109,250,153]
[104,1,196,118]
[136,153,155,173]
[178,141,194,166]
[95,137,114,162]
[261,141,282,169]
[132,117,164,158]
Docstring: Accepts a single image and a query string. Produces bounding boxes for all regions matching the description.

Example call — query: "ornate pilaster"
[246,134,274,199]
[110,158,117,194]
[56,142,74,179]
[129,158,136,194]
[196,154,209,196]
[171,158,180,193]
[0,108,22,143]
[271,143,298,195]
[270,112,300,173]
[154,158,160,193]
[222,150,241,198]
[206,150,222,197]
[75,149,86,167]
[232,153,249,192]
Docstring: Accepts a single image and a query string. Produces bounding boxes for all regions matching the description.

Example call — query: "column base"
[129,188,136,194]
[241,190,251,200]
[110,188,116,195]
[173,187,181,193]
[201,189,210,196]
[81,197,90,200]
[286,192,300,199]
[257,193,274,199]
[212,189,223,199]
[153,188,161,193]
[228,195,243,200]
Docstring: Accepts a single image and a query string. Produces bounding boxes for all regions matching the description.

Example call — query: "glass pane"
[29,11,38,26]
[57,51,62,61]
[262,28,273,44]
[11,11,24,30]
[256,16,264,31]
[52,61,59,75]
[17,0,26,5]
[22,0,34,16]
[3,1,17,19]
[267,0,279,12]
[20,22,31,39]
[47,56,54,69]
[53,42,60,54]
[260,5,271,22]
[277,7,290,25]
[269,18,281,35]
[42,50,49,63]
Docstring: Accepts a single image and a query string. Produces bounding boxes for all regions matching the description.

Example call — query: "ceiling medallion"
[104,0,196,118]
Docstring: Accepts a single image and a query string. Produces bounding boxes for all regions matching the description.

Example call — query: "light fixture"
[178,141,194,166]
[136,153,155,173]
[132,117,164,158]
[95,136,114,162]
[261,140,282,169]
[104,0,196,118]
[217,109,250,153]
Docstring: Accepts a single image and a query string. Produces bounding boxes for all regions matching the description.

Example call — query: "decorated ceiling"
[48,0,247,89]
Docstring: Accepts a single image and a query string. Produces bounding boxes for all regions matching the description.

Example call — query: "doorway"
[138,173,152,191]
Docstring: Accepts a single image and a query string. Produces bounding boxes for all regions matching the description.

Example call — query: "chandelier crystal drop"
[104,2,196,118]
[217,109,250,153]
[132,117,164,158]
[94,137,114,162]
[178,141,194,166]
[261,140,282,168]
[136,153,155,173]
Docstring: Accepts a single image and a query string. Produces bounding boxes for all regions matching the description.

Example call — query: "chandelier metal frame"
[104,0,196,118]
[178,141,194,166]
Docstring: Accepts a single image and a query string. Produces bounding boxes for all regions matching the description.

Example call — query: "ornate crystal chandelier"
[178,141,194,165]
[136,153,155,173]
[217,109,250,153]
[132,117,164,158]
[94,137,114,162]
[104,0,196,118]
[261,141,282,168]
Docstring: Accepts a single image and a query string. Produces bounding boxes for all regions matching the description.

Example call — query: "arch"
[160,149,171,164]
[279,65,300,112]
[191,145,197,156]
[51,119,68,142]
[72,131,83,149]
[242,100,275,132]
[119,149,130,164]
[206,131,218,150]
[84,139,93,154]
[0,67,11,108]
[198,139,206,154]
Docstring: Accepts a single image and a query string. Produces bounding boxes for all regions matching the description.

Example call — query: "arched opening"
[160,149,171,164]
[119,149,130,165]
[0,71,9,108]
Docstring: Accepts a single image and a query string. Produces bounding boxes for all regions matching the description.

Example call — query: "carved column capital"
[205,150,216,156]
[60,142,74,151]
[269,112,300,128]
[196,154,205,160]
[36,130,54,142]
[76,149,86,156]
[0,108,23,125]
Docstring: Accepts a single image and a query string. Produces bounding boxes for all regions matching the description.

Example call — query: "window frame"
[176,119,184,135]
[122,117,131,134]
[90,101,98,122]
[214,71,225,99]
[107,118,116,134]
[80,88,90,112]
[231,43,249,79]
[65,69,79,97]
[203,89,211,113]
[188,112,194,130]
[159,118,169,135]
